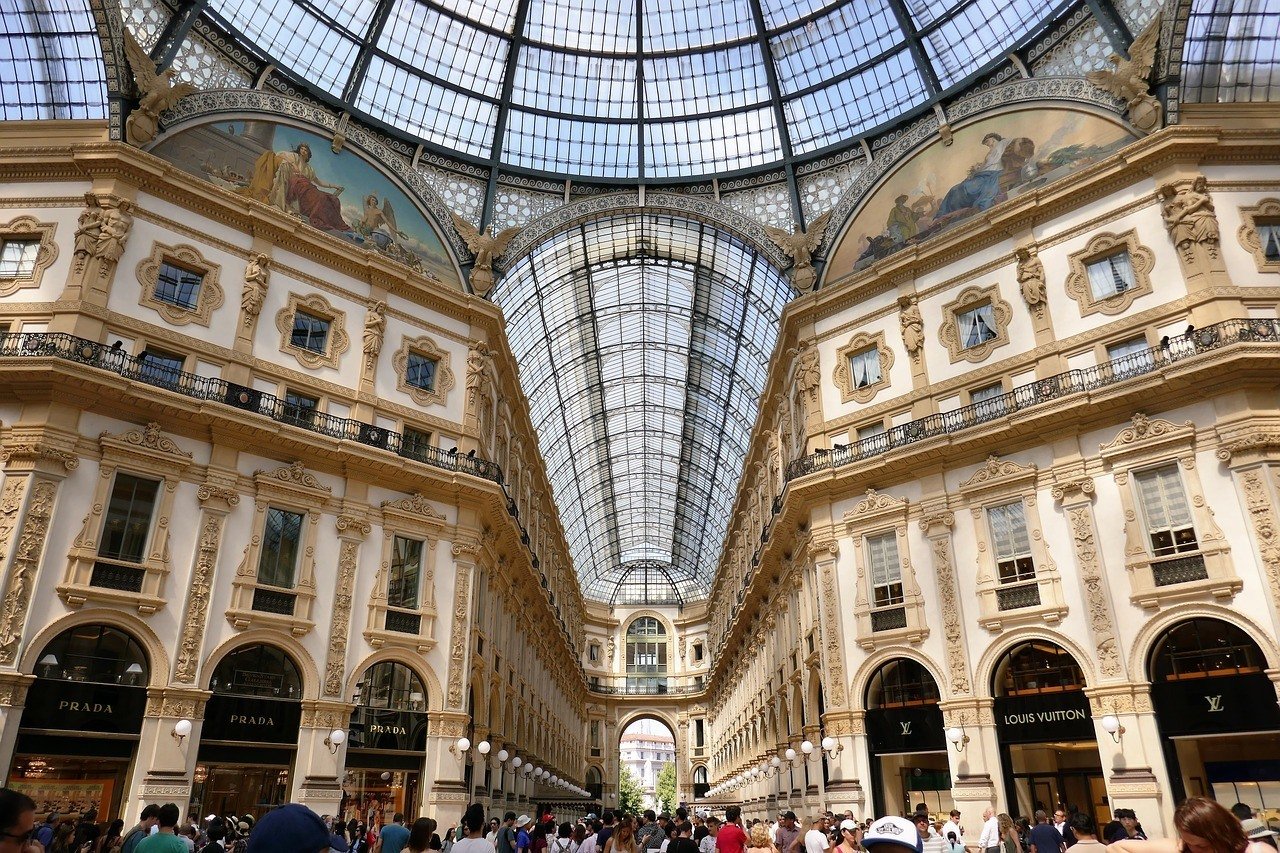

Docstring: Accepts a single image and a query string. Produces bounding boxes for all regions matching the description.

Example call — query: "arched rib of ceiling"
[492,214,792,606]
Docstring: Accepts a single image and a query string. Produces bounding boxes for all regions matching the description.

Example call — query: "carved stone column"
[0,441,78,669]
[939,700,1001,815]
[173,479,240,686]
[920,508,973,697]
[324,513,372,699]
[820,710,868,816]
[809,538,848,711]
[445,537,482,712]
[1051,474,1124,681]
[1215,430,1280,634]
[291,700,356,815]
[1086,684,1172,838]
[124,689,210,820]
[423,711,472,819]
[0,672,35,780]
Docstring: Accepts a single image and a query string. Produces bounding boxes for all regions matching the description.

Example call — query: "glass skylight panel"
[357,59,497,157]
[642,0,755,51]
[784,51,928,154]
[503,110,639,178]
[309,0,380,34]
[512,47,636,117]
[431,0,519,34]
[212,0,357,95]
[1182,0,1280,103]
[646,108,782,179]
[378,1,508,100]
[760,0,847,31]
[770,0,903,94]
[0,0,107,120]
[524,0,635,53]
[643,46,773,119]
[918,0,1042,87]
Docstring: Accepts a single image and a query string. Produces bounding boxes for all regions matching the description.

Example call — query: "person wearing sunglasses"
[0,789,39,853]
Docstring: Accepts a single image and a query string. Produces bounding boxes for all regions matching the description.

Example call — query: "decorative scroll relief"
[810,538,847,709]
[920,510,970,696]
[173,511,231,683]
[0,480,58,664]
[1066,504,1122,678]
[324,515,371,698]
[445,545,475,709]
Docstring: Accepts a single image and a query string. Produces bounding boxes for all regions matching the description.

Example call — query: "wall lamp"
[1101,715,1126,744]
[172,718,192,745]
[450,737,471,757]
[325,728,346,754]
[945,726,970,753]
[820,736,842,759]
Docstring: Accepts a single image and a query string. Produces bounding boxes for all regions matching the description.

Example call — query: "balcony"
[996,581,1042,612]
[870,606,908,632]
[385,610,422,634]
[0,332,502,483]
[89,559,145,593]
[252,587,297,615]
[1152,553,1210,587]
[787,319,1280,480]
[585,676,708,696]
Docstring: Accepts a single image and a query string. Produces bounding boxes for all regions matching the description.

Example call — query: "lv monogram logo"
[1205,695,1224,713]
[900,721,913,735]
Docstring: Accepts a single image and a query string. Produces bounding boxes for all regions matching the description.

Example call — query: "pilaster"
[291,700,355,815]
[125,688,210,818]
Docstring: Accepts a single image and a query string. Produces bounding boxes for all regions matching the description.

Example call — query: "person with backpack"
[551,823,579,853]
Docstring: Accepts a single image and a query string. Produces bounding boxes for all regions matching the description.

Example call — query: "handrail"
[0,332,504,483]
[786,318,1280,480]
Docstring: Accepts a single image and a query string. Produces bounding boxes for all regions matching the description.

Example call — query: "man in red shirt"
[715,808,748,853]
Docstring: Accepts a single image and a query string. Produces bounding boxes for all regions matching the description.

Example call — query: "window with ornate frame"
[0,216,57,297]
[939,284,1013,364]
[135,242,224,326]
[276,292,350,370]
[364,493,443,653]
[844,489,927,649]
[393,335,456,407]
[1237,198,1280,273]
[226,462,330,636]
[1065,231,1155,316]
[1099,415,1238,610]
[833,330,893,403]
[958,456,1067,632]
[58,423,193,614]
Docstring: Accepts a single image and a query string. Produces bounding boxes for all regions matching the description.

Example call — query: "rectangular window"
[971,382,1006,417]
[692,642,703,662]
[590,720,601,749]
[1107,336,1154,374]
[848,346,881,387]
[258,507,305,588]
[957,303,998,349]
[387,535,424,609]
[858,422,886,441]
[154,261,203,309]
[695,718,705,747]
[1135,464,1199,556]
[588,644,600,663]
[406,351,438,391]
[400,426,432,460]
[98,473,161,563]
[0,239,39,278]
[1086,251,1135,300]
[137,348,185,388]
[283,390,318,428]
[989,501,1036,583]
[1260,223,1280,261]
[866,531,903,607]
[290,310,330,353]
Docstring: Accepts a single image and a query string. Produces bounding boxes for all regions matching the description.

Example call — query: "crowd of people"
[3,791,1278,853]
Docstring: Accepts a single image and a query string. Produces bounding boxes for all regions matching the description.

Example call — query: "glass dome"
[203,0,1059,180]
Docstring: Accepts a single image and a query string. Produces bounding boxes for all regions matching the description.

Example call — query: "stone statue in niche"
[899,295,924,357]
[122,28,197,147]
[1015,245,1047,314]
[1159,176,1220,262]
[363,300,386,365]
[241,253,269,323]
[765,210,833,293]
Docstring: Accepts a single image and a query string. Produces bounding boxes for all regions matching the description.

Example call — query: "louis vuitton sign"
[1152,673,1280,737]
[866,705,946,754]
[994,690,1094,744]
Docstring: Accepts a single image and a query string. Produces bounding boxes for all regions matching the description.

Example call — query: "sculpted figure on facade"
[241,253,269,324]
[73,195,133,276]
[122,28,197,147]
[72,194,103,273]
[451,215,521,298]
[362,300,386,369]
[764,210,832,292]
[1015,245,1047,314]
[899,295,924,357]
[1085,14,1162,133]
[1159,176,1221,262]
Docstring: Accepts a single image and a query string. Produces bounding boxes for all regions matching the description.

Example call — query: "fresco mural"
[826,107,1137,280]
[151,120,460,287]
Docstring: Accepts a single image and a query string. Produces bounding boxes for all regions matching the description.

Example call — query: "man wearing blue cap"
[246,804,332,853]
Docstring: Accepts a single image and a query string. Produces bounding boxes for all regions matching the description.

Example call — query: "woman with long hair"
[408,818,438,853]
[1108,797,1271,853]
[96,820,124,853]
[997,814,1021,853]
[606,816,638,853]
[746,823,776,853]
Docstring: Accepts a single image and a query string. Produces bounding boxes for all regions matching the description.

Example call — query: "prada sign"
[1152,674,1280,737]
[865,705,946,754]
[348,707,428,752]
[24,680,147,734]
[994,690,1093,744]
[203,694,302,744]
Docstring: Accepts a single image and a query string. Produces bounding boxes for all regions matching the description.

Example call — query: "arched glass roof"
[202,0,1060,180]
[493,215,792,605]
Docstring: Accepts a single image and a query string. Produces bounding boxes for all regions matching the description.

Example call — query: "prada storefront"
[993,642,1105,824]
[865,658,950,816]
[1150,619,1280,816]
[6,625,149,820]
[341,661,427,827]
[193,644,303,819]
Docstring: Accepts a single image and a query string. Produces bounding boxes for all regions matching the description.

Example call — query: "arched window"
[1149,618,1265,681]
[358,661,427,711]
[993,640,1085,697]
[626,617,667,693]
[35,625,149,685]
[866,658,940,708]
[209,644,302,699]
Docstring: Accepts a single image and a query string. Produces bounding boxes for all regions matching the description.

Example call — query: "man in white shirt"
[914,814,948,853]
[803,816,830,853]
[941,812,962,847]
[579,821,601,853]
[978,808,1001,853]
[699,819,719,853]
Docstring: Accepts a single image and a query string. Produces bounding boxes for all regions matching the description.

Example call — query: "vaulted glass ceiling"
[201,0,1060,180]
[493,216,792,605]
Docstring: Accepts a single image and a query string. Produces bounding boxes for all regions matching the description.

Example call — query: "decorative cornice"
[0,442,79,471]
[1100,413,1195,454]
[382,493,448,522]
[100,421,192,459]
[959,455,1038,490]
[253,461,333,494]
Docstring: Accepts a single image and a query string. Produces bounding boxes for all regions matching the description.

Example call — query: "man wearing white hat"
[863,817,923,853]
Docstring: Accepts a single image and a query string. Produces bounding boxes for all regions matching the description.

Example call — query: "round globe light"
[945,727,964,744]
[456,737,471,753]
[174,719,193,738]
[329,729,346,746]
[512,756,523,768]
[821,736,836,752]
[478,740,491,755]
[497,749,509,762]
[770,756,781,768]
[800,740,814,754]
[785,748,797,762]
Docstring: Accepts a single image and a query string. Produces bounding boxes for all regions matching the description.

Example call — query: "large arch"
[974,626,1099,699]
[20,609,170,689]
[850,648,950,709]
[344,649,445,713]
[200,629,321,701]
[618,711,681,811]
[1126,602,1280,678]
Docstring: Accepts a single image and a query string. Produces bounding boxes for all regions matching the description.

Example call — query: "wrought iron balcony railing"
[786,318,1280,481]
[0,331,503,483]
